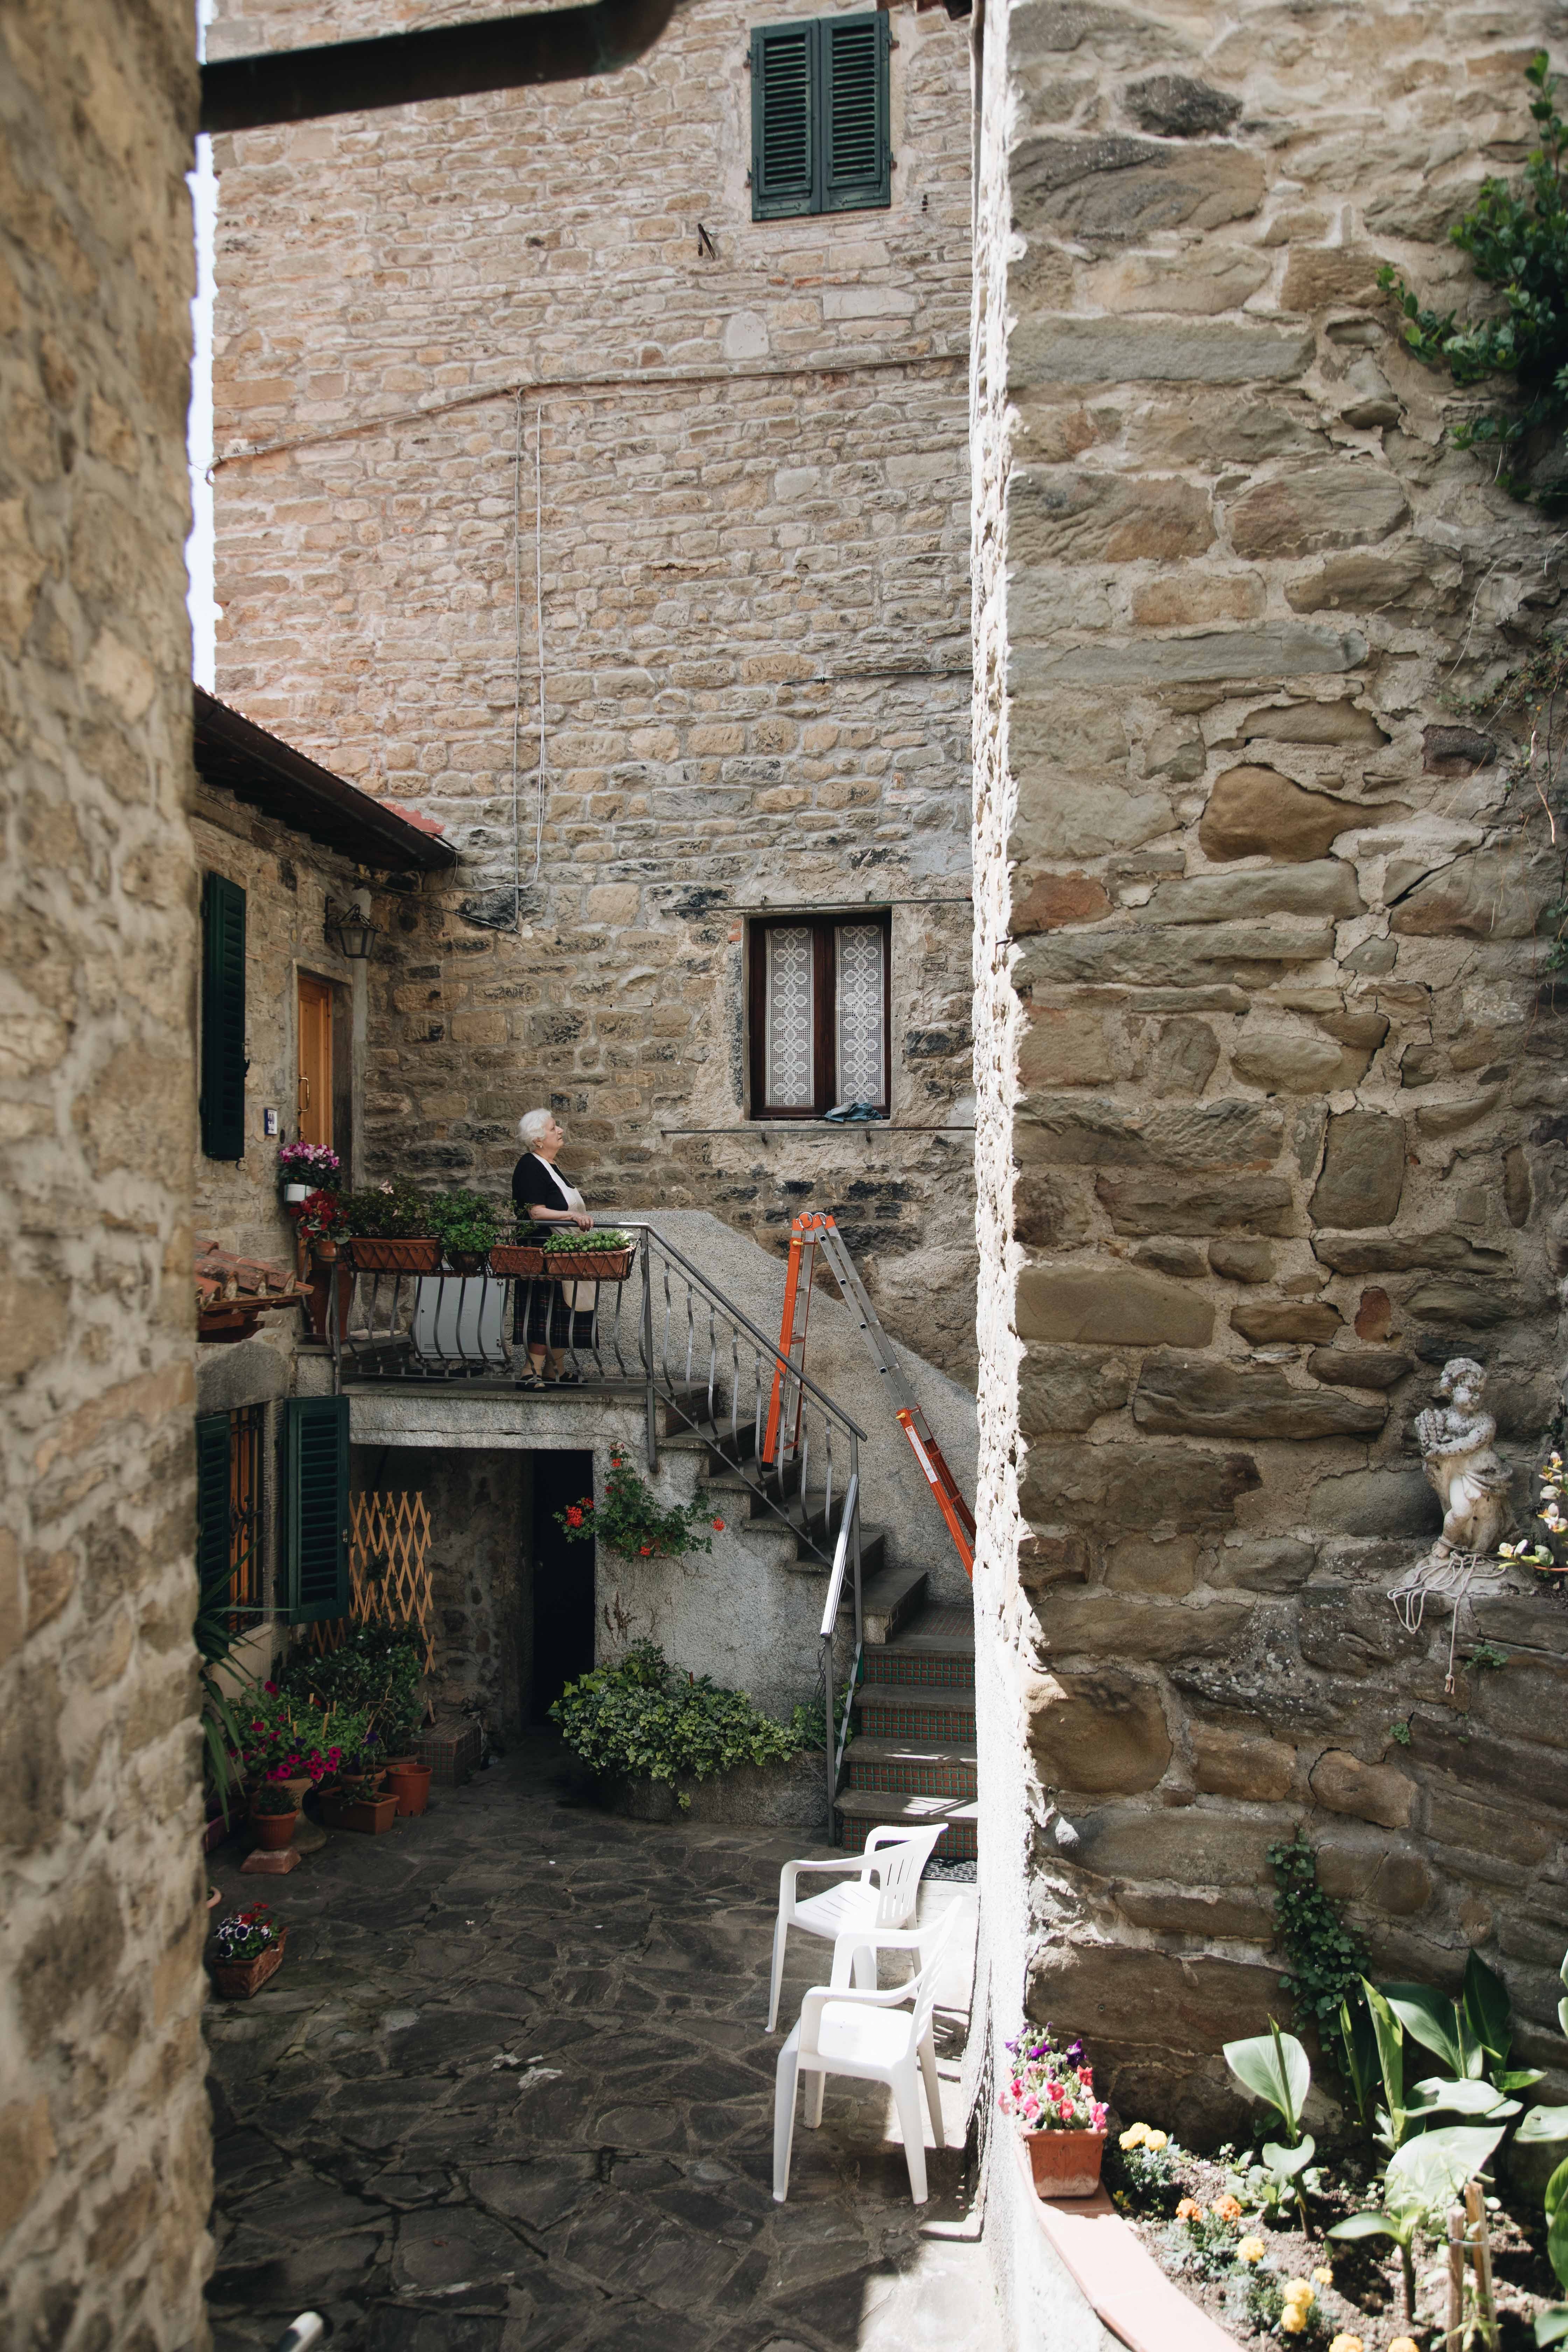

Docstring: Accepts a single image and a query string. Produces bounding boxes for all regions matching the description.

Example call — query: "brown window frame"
[747,910,891,1121]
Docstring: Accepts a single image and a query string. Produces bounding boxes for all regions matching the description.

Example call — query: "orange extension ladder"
[762,1211,975,1578]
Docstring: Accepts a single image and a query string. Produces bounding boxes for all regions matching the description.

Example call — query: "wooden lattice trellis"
[304,1491,435,1672]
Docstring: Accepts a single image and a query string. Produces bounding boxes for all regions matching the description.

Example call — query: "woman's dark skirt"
[514,1280,596,1353]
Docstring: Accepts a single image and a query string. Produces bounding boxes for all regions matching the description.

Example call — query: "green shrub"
[281,1617,422,1748]
[550,1640,816,1806]
[429,1190,502,1254]
[556,1452,723,1559]
[539,1227,632,1253]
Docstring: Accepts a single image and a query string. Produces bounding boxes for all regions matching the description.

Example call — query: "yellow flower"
[1176,2198,1203,2221]
[1143,2129,1168,2151]
[1328,2334,1364,2352]
[1238,2236,1267,2265]
[1312,2267,1334,2287]
[1119,2123,1149,2150]
[1387,2337,1419,2352]
[1280,2309,1308,2336]
[1282,2281,1315,2308]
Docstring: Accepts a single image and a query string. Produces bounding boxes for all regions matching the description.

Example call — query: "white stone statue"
[1414,1357,1512,1561]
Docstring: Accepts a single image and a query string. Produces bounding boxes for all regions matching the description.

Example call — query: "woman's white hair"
[518,1107,556,1149]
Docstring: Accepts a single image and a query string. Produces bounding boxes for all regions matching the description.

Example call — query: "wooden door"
[297,973,334,1149]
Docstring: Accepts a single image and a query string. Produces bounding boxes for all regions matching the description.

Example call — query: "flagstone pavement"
[204,1740,999,2352]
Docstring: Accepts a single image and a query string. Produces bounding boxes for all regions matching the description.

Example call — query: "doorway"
[297,971,334,1149]
[531,1449,595,1722]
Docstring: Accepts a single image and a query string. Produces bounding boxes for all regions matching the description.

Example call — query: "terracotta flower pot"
[348,1236,440,1273]
[320,1789,399,1835]
[312,1237,340,1264]
[252,1809,300,1851]
[538,1245,635,1281]
[211,1927,287,2000]
[489,1244,543,1277]
[384,1761,431,1817]
[1023,2127,1105,2201]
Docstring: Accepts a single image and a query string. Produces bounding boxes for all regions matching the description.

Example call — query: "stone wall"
[0,2,211,2342]
[971,0,1568,2154]
[206,0,981,1375]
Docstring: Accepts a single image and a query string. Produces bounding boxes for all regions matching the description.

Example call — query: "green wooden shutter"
[284,1396,350,1623]
[195,1412,233,1603]
[200,872,247,1160]
[751,21,815,219]
[821,13,890,214]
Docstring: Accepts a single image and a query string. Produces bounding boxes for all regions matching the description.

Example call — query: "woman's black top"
[512,1152,572,1222]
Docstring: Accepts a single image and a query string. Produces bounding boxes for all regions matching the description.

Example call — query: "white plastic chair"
[772,1904,959,2206]
[766,1825,945,2032]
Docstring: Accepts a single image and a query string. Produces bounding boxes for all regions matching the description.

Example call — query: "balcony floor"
[203,1735,993,2352]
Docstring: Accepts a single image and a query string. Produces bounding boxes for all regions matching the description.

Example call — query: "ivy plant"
[1379,52,1568,500]
[1269,1833,1370,2033]
[556,1452,723,1559]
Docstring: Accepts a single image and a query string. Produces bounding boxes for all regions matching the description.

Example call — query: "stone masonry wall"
[0,4,212,2344]
[972,0,1568,2143]
[206,0,981,1374]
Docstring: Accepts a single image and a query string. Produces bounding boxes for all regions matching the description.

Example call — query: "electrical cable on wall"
[479,393,547,932]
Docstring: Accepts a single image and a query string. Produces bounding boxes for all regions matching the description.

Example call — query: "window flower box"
[347,1236,440,1273]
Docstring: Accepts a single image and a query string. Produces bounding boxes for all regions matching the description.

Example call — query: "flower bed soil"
[1105,2136,1556,2352]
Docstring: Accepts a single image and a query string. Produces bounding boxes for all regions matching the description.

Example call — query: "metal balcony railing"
[328,1220,865,1823]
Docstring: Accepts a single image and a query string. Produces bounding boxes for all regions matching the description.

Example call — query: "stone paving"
[204,1740,996,2352]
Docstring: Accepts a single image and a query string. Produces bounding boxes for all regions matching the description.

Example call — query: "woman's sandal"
[516,1371,544,1390]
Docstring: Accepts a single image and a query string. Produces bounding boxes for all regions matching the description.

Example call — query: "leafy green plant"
[1224,2022,1317,2232]
[1330,2124,1510,2323]
[337,1177,435,1238]
[539,1227,632,1254]
[429,1190,501,1256]
[280,1617,422,1732]
[556,1451,724,1559]
[1378,53,1568,501]
[1384,1953,1542,2096]
[1270,1834,1371,2035]
[550,1640,815,1806]
[251,1780,300,1816]
[1468,1642,1510,1673]
[1107,2123,1184,2216]
[1537,2156,1568,2344]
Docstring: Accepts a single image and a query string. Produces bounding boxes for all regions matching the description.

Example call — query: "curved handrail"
[601,1220,868,1439]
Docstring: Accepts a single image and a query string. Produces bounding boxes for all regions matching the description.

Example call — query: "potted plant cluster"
[278,1619,427,1834]
[999,2024,1110,2200]
[550,1639,818,1816]
[209,1903,287,1999]
[279,1141,341,1207]
[556,1451,724,1560]
[250,1779,304,1851]
[337,1178,441,1273]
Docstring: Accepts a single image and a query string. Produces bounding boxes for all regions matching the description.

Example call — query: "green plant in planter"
[556,1452,724,1559]
[429,1190,501,1256]
[539,1227,632,1254]
[251,1780,301,1816]
[336,1178,435,1238]
[280,1617,422,1741]
[550,1640,816,1806]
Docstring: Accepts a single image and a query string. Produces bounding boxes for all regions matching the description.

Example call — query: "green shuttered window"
[195,1412,233,1601]
[751,14,890,220]
[201,872,247,1160]
[284,1396,350,1624]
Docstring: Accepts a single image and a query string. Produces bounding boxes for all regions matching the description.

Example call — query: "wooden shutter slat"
[195,1413,233,1601]
[821,12,890,214]
[285,1396,350,1623]
[752,23,814,220]
[201,873,247,1160]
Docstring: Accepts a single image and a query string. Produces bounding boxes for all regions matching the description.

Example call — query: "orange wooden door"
[298,974,334,1149]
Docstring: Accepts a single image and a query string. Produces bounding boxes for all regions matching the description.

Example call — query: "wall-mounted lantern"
[324,895,380,960]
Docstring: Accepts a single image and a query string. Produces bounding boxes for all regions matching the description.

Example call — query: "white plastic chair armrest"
[779,1855,874,1903]
[800,1977,923,2046]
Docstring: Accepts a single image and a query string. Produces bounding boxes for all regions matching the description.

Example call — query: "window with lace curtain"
[748,912,890,1119]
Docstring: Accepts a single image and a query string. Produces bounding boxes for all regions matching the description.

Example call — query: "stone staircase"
[671,1414,979,1860]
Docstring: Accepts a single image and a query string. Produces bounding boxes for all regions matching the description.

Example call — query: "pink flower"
[263,1680,279,1696]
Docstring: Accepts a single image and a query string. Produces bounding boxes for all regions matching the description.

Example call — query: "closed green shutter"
[820,14,889,213]
[195,1412,232,1604]
[751,22,815,218]
[284,1396,350,1623]
[200,873,247,1160]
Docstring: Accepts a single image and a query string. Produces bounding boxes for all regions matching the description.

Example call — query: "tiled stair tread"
[858,1563,927,1636]
[835,1790,980,1829]
[888,1605,975,1653]
[846,1737,978,1771]
[854,1697,976,1731]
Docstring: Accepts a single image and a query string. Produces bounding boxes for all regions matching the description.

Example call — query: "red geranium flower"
[639,1545,653,1555]
[712,1519,725,1532]
[566,1506,583,1528]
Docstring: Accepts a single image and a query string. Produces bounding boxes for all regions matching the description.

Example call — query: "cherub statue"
[1414,1357,1512,1561]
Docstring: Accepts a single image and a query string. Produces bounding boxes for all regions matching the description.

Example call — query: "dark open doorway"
[531,1448,595,1722]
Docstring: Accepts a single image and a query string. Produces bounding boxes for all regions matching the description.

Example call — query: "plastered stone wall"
[0,3,211,2343]
[206,0,981,1374]
[971,0,1568,2148]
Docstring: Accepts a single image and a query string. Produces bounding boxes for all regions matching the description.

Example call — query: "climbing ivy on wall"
[1269,1833,1370,2034]
[1380,53,1568,500]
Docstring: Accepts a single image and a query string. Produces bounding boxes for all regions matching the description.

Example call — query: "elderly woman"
[512,1108,596,1386]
